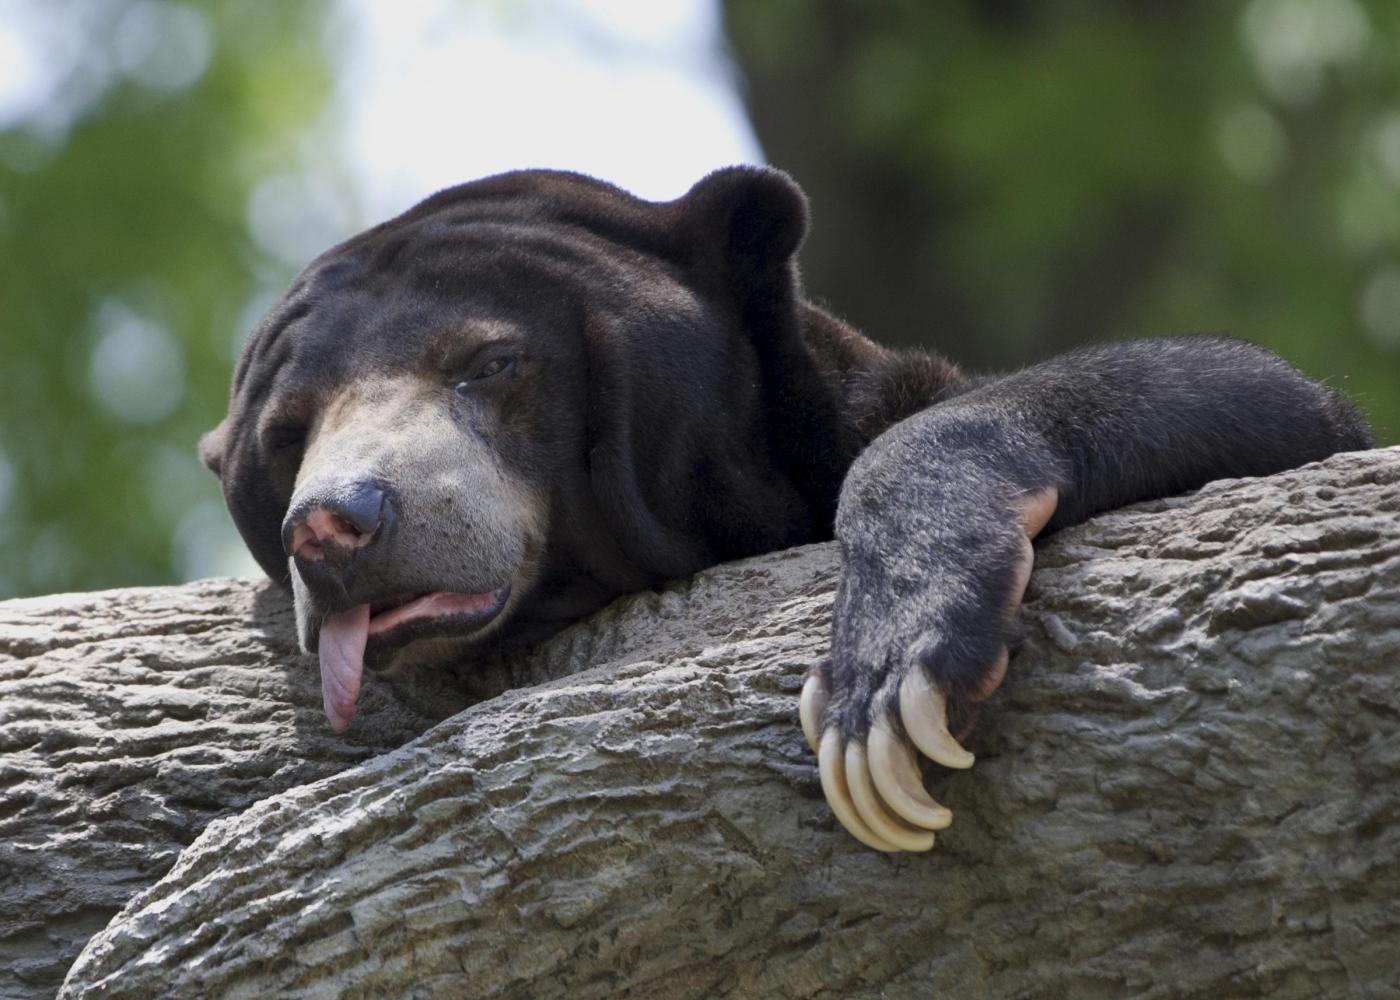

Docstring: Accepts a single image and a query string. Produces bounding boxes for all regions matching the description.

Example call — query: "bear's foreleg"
[804,335,1372,852]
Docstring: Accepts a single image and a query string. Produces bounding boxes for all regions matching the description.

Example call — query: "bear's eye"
[265,425,306,454]
[453,357,514,394]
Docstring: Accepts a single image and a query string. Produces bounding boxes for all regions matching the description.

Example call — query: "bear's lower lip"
[365,586,511,642]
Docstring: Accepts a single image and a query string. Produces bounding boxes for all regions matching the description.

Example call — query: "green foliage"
[0,1,331,597]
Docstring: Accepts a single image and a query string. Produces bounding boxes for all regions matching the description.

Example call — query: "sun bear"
[199,167,1371,852]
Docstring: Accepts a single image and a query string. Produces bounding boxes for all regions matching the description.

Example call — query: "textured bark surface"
[1,449,1397,999]
[0,580,482,998]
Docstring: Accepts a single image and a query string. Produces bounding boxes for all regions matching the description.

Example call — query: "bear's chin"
[361,595,512,674]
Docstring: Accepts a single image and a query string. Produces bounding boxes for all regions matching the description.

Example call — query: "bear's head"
[200,167,846,729]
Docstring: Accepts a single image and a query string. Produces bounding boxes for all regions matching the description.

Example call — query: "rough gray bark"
[1,449,1397,1000]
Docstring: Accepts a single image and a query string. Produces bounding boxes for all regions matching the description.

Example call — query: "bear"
[199,166,1372,853]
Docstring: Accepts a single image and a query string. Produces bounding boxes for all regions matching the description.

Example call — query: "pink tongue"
[319,604,369,732]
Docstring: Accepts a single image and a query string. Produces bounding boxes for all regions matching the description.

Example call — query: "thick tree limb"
[1,450,1397,999]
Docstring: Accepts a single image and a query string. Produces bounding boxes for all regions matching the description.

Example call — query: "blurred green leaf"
[0,0,332,597]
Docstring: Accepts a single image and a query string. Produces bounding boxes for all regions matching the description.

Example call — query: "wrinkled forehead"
[235,245,568,407]
[235,205,683,394]
[265,278,525,378]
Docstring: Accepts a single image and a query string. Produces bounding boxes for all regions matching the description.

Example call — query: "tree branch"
[2,450,1397,999]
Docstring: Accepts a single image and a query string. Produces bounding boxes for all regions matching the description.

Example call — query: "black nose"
[282,479,397,560]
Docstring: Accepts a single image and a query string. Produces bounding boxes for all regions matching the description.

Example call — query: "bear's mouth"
[365,588,510,639]
[361,586,513,662]
[318,585,512,732]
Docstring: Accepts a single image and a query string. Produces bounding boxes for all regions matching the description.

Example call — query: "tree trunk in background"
[717,2,1208,370]
[0,449,1396,999]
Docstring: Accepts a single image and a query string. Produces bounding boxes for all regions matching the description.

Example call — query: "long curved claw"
[900,669,975,769]
[969,648,1010,703]
[868,717,953,830]
[1006,535,1034,611]
[1016,486,1059,538]
[799,670,828,755]
[818,729,901,852]
[845,741,937,851]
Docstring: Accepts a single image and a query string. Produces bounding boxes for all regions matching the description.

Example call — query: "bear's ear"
[198,419,228,478]
[678,166,809,289]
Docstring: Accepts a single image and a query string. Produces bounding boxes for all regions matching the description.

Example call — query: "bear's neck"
[797,301,969,443]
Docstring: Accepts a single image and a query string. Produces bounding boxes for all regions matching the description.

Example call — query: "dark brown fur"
[203,166,1371,750]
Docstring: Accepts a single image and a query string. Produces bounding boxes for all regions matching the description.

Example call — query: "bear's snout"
[282,479,397,577]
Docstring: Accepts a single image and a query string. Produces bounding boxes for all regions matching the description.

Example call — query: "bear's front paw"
[800,487,1057,852]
